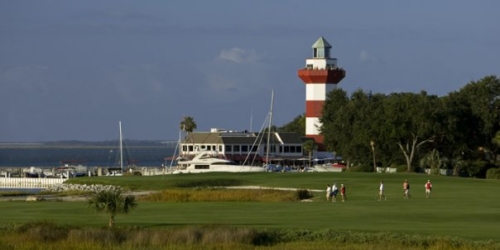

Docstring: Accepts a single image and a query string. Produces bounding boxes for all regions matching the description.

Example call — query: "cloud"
[217,47,262,64]
[195,48,274,102]
[359,50,377,62]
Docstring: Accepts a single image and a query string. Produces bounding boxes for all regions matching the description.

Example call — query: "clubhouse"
[178,128,308,164]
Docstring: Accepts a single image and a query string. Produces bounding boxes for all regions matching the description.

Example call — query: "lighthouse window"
[317,49,324,58]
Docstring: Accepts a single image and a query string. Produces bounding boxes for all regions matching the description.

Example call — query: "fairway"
[1,172,499,241]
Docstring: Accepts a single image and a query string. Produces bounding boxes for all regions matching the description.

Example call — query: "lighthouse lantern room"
[298,37,346,150]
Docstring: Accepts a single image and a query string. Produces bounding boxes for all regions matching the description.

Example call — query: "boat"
[106,121,126,176]
[172,151,266,174]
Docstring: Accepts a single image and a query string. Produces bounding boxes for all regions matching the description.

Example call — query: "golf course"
[0,172,499,249]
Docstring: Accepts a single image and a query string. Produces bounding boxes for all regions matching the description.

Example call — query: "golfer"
[403,180,410,199]
[379,181,386,201]
[326,185,332,201]
[425,180,432,198]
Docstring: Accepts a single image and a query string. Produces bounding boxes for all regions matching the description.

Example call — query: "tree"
[383,92,440,172]
[303,139,317,167]
[180,116,197,137]
[451,156,467,177]
[87,189,137,228]
[419,149,445,175]
[278,114,305,136]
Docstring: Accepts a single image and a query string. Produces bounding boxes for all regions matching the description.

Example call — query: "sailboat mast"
[119,121,123,172]
[170,129,181,168]
[265,89,275,163]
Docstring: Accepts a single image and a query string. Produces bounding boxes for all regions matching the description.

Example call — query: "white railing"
[0,178,66,189]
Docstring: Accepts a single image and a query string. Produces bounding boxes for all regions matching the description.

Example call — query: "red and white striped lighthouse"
[298,37,346,150]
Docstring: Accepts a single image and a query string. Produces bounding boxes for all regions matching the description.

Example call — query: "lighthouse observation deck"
[298,66,346,84]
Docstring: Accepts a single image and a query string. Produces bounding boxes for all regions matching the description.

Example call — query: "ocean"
[0,145,176,168]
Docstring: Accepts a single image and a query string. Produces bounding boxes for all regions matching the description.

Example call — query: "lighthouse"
[298,37,346,150]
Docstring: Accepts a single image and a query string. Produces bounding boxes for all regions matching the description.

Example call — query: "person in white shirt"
[331,183,339,202]
[326,185,332,201]
[379,181,386,201]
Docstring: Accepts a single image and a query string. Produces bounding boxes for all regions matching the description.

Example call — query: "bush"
[15,221,69,242]
[486,168,500,179]
[295,189,312,200]
[396,165,408,172]
[124,171,142,176]
[347,164,373,172]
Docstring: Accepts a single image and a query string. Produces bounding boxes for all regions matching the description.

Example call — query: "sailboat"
[106,121,126,176]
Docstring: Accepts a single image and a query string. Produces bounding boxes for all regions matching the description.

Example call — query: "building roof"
[184,132,223,144]
[312,37,332,49]
[182,131,304,145]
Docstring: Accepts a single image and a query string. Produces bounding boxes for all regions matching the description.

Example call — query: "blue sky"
[1,1,499,142]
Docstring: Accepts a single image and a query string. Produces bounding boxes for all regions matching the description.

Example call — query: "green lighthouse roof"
[312,37,332,49]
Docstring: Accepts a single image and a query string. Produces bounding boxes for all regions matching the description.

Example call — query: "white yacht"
[172,151,266,174]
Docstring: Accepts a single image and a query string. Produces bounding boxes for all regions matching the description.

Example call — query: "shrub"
[347,164,372,172]
[124,171,142,176]
[15,221,69,242]
[295,189,312,200]
[486,168,500,179]
[396,165,407,172]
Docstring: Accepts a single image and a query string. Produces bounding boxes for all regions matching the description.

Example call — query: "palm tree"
[303,140,317,167]
[180,116,197,137]
[451,156,467,177]
[419,149,444,175]
[87,189,137,228]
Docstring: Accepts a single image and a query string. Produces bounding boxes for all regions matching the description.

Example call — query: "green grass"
[1,172,500,242]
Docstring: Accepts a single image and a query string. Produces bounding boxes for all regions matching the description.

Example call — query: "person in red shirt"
[340,184,346,202]
[425,180,432,198]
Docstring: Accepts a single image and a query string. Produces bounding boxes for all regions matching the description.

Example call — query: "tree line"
[280,75,500,177]
[180,76,500,177]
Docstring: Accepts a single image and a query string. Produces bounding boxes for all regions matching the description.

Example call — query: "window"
[241,145,248,152]
[225,145,232,152]
[317,49,324,58]
[234,145,240,152]
[251,145,258,152]
[219,145,223,152]
[188,145,194,152]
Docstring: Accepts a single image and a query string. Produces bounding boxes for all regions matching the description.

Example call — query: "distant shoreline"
[0,145,172,149]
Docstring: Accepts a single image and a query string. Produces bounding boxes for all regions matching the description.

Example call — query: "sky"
[1,1,499,142]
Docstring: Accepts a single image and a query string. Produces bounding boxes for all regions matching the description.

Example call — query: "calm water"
[0,146,176,168]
